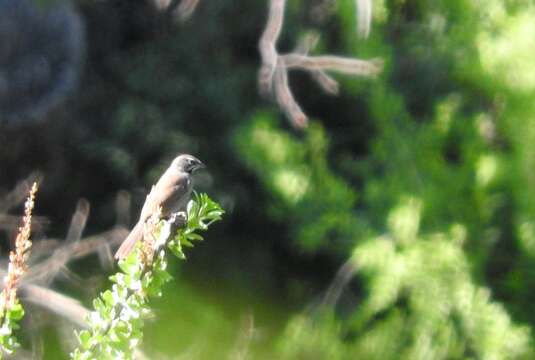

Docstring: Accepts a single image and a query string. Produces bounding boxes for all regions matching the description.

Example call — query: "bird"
[114,154,205,260]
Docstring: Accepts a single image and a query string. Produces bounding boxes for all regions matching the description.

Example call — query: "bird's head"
[172,154,205,174]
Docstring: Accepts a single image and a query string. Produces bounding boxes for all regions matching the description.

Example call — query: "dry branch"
[356,0,372,38]
[174,0,200,21]
[151,0,201,22]
[0,182,128,330]
[23,228,128,285]
[0,214,48,233]
[258,0,382,128]
[321,257,359,308]
[0,226,129,332]
[20,284,89,328]
[0,173,41,213]
[65,199,90,243]
[282,55,383,76]
[259,0,286,97]
[227,313,256,360]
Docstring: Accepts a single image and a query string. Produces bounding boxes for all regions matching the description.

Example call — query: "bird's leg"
[169,211,187,242]
[153,211,187,252]
[168,211,187,233]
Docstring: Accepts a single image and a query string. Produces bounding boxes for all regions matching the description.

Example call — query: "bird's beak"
[195,161,206,170]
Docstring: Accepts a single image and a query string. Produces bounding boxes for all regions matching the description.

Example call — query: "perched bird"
[114,154,205,259]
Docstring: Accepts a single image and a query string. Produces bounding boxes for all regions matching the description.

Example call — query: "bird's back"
[139,169,191,220]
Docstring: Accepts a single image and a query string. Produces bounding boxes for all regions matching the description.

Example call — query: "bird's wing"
[140,173,189,220]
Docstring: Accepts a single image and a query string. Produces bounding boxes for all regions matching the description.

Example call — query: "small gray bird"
[114,154,205,259]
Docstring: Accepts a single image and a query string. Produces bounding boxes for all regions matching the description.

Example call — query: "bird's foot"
[168,211,187,228]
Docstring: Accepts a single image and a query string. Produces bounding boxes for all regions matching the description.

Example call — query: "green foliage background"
[3,0,535,358]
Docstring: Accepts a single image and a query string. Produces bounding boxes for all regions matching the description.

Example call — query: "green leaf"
[78,330,92,349]
[8,302,24,321]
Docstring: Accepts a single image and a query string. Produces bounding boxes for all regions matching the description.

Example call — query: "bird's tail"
[114,221,144,260]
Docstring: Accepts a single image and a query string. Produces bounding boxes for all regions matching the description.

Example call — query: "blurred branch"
[258,0,381,128]
[18,283,148,360]
[19,284,89,328]
[115,190,131,227]
[321,256,359,308]
[23,228,128,285]
[294,33,339,95]
[4,226,128,327]
[174,0,200,21]
[227,312,257,360]
[65,199,90,244]
[31,198,91,284]
[0,182,130,341]
[0,214,49,234]
[0,172,42,213]
[282,55,382,76]
[258,0,285,98]
[151,0,200,22]
[356,0,372,39]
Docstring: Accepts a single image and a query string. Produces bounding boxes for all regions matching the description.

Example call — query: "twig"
[174,0,200,21]
[294,33,339,95]
[23,228,128,284]
[0,214,49,233]
[356,0,372,39]
[0,173,41,213]
[115,190,131,227]
[65,199,90,244]
[29,198,90,285]
[0,183,152,357]
[282,55,383,76]
[259,0,286,98]
[227,312,256,360]
[258,0,382,128]
[273,58,308,128]
[19,284,89,328]
[321,256,359,308]
[151,0,200,22]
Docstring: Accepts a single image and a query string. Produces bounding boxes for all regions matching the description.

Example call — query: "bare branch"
[19,284,89,328]
[295,32,339,95]
[356,0,372,39]
[273,58,308,128]
[311,71,339,95]
[23,228,128,285]
[151,0,200,22]
[0,184,153,357]
[258,0,382,128]
[282,55,383,76]
[227,312,257,360]
[258,0,285,97]
[294,32,320,55]
[65,199,90,244]
[0,172,41,213]
[174,0,201,21]
[115,190,131,227]
[321,257,359,308]
[0,214,48,233]
[30,238,60,256]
